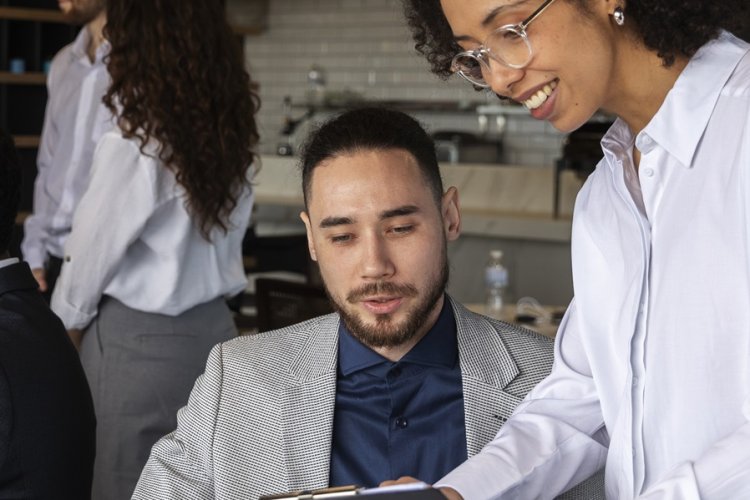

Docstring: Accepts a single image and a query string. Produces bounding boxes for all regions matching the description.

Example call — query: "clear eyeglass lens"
[453,54,489,87]
[485,27,532,68]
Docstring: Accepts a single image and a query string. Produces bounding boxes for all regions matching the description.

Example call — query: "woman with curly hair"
[397,1,750,498]
[49,0,259,497]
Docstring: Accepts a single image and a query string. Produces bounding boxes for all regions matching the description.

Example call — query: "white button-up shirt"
[51,131,254,331]
[21,27,113,270]
[439,32,750,499]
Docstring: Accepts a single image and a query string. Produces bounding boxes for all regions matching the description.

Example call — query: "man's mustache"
[346,281,418,303]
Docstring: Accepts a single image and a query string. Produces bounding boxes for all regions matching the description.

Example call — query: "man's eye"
[330,234,352,243]
[391,225,414,234]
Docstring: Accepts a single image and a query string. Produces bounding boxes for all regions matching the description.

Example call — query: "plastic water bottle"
[485,249,508,319]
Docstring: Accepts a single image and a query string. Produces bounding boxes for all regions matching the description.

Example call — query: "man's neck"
[85,11,107,63]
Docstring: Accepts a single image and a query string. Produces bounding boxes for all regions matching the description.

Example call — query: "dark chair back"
[255,278,334,333]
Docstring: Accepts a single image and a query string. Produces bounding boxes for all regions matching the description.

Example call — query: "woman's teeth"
[523,80,557,110]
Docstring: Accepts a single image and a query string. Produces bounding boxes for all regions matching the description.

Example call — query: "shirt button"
[390,366,402,378]
[395,417,408,429]
[65,255,71,262]
[643,168,654,177]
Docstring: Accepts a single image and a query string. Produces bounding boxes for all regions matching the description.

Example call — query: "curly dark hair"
[402,0,749,76]
[104,0,260,239]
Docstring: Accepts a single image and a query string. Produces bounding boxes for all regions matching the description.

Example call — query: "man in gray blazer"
[134,108,602,500]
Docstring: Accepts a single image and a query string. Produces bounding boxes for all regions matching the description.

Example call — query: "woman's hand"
[31,267,47,292]
[68,329,83,351]
[378,477,464,499]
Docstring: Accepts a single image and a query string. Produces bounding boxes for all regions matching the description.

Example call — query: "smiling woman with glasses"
[400,0,750,499]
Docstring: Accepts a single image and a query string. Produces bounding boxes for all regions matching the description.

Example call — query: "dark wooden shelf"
[0,71,46,84]
[1,6,75,232]
[12,135,40,148]
[0,6,67,23]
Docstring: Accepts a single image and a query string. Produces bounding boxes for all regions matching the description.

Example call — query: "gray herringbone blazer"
[133,298,603,499]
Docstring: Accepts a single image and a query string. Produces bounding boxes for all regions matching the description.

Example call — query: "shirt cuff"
[50,294,96,331]
[21,246,47,271]
[435,464,517,500]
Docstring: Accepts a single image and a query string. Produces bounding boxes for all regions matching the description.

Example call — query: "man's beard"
[62,0,104,25]
[324,255,450,349]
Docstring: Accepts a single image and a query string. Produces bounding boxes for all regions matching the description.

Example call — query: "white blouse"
[51,131,254,330]
[439,32,750,499]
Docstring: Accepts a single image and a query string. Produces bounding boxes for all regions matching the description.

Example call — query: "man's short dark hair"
[300,107,444,208]
[0,129,21,255]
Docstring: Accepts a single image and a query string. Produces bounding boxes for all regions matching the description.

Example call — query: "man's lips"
[359,296,404,315]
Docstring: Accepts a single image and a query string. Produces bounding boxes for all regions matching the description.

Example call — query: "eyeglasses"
[451,0,558,88]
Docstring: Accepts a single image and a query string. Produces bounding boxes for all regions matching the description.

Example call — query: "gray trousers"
[80,296,236,500]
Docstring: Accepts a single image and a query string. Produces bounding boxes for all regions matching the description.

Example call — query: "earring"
[613,6,625,26]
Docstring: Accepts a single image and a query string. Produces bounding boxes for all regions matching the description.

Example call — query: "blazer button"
[395,417,408,429]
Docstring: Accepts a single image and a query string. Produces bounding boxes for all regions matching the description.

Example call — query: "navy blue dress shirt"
[329,297,467,488]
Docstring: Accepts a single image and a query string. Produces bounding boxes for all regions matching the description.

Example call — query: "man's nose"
[359,234,395,280]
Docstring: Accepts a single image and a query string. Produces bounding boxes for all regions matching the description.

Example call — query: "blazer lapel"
[451,298,524,457]
[282,313,340,491]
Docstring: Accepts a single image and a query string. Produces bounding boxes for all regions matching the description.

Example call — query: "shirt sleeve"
[637,406,750,499]
[436,299,609,499]
[21,65,62,270]
[132,344,223,499]
[50,133,155,330]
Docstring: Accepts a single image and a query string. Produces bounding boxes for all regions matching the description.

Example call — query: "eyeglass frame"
[450,0,559,88]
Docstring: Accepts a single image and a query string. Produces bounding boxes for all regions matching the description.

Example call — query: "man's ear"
[300,211,318,261]
[441,187,461,242]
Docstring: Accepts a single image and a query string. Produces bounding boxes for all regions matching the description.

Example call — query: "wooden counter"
[464,303,564,338]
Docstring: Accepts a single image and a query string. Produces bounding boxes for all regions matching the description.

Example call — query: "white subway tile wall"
[243,0,566,166]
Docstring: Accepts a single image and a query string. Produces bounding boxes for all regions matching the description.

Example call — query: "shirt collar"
[70,26,110,65]
[602,31,749,169]
[0,257,19,270]
[337,295,458,377]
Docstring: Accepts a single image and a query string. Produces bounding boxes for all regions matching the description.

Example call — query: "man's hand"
[378,477,463,500]
[379,476,422,488]
[32,267,48,292]
[68,329,83,351]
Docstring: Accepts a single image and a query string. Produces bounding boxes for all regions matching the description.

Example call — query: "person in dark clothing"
[0,128,96,499]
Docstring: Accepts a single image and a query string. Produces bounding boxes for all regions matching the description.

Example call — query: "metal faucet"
[277,96,315,156]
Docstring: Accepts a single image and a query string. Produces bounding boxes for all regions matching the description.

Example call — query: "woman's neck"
[86,11,107,62]
[603,35,689,136]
